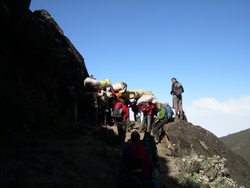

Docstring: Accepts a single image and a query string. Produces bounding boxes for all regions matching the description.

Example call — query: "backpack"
[174,82,183,96]
[138,102,151,113]
[130,144,150,173]
[128,176,164,188]
[111,103,123,119]
[164,104,173,118]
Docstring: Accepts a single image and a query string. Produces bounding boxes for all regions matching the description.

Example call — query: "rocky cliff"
[0,0,89,134]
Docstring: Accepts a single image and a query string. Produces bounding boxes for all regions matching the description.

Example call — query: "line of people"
[67,77,185,145]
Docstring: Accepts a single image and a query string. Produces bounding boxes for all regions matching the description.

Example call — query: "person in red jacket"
[138,102,155,133]
[118,131,153,181]
[112,98,129,147]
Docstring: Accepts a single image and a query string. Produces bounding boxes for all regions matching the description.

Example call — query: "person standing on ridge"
[170,77,184,120]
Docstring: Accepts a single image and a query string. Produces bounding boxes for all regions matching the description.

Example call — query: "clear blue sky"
[30,0,250,137]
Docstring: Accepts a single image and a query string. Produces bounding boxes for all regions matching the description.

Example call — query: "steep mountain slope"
[220,128,250,165]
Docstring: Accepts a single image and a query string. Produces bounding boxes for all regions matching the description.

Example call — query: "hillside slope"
[220,128,250,165]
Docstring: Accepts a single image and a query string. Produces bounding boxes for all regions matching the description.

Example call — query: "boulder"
[163,120,250,187]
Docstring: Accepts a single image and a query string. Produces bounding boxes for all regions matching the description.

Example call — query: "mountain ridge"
[220,128,250,165]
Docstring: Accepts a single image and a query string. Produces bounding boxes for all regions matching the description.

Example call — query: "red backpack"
[130,143,151,173]
[111,102,124,119]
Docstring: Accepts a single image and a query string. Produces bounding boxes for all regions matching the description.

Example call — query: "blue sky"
[30,0,250,137]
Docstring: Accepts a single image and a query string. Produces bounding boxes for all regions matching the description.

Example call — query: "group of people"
[67,77,185,187]
[67,77,185,145]
[116,77,185,187]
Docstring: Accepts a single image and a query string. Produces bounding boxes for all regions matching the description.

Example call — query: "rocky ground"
[0,120,179,188]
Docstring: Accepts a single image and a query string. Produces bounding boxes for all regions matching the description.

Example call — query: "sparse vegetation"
[175,155,245,188]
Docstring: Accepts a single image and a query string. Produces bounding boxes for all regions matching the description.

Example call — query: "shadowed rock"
[163,120,250,187]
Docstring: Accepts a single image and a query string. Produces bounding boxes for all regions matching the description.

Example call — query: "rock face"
[163,120,250,187]
[0,0,89,132]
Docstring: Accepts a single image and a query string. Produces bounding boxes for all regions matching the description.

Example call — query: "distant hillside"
[220,128,250,165]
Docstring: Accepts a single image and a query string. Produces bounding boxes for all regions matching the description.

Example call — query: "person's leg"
[133,112,137,121]
[117,122,127,147]
[138,114,146,132]
[179,98,183,119]
[146,114,152,132]
[153,119,168,141]
[140,110,143,123]
[152,121,159,135]
[173,96,178,118]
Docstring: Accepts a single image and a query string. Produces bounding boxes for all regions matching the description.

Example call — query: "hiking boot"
[174,115,179,120]
[180,114,183,120]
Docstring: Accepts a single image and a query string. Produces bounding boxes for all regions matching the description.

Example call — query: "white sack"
[136,95,154,105]
[112,82,127,92]
[83,77,102,90]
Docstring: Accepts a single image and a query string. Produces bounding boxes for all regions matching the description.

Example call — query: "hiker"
[141,132,159,179]
[152,101,159,123]
[106,93,117,126]
[138,102,155,133]
[112,98,129,147]
[118,131,153,181]
[117,156,150,188]
[97,87,109,125]
[117,156,164,188]
[152,103,172,143]
[170,77,184,120]
[89,90,99,126]
[130,98,140,122]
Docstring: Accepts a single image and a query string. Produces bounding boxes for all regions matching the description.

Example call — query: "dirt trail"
[109,121,179,187]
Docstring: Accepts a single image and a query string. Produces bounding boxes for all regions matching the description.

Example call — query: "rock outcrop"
[163,120,250,187]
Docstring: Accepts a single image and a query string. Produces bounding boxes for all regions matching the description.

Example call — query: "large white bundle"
[136,95,154,105]
[112,82,127,92]
[83,77,102,90]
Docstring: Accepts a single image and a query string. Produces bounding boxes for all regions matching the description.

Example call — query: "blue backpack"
[164,104,173,118]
